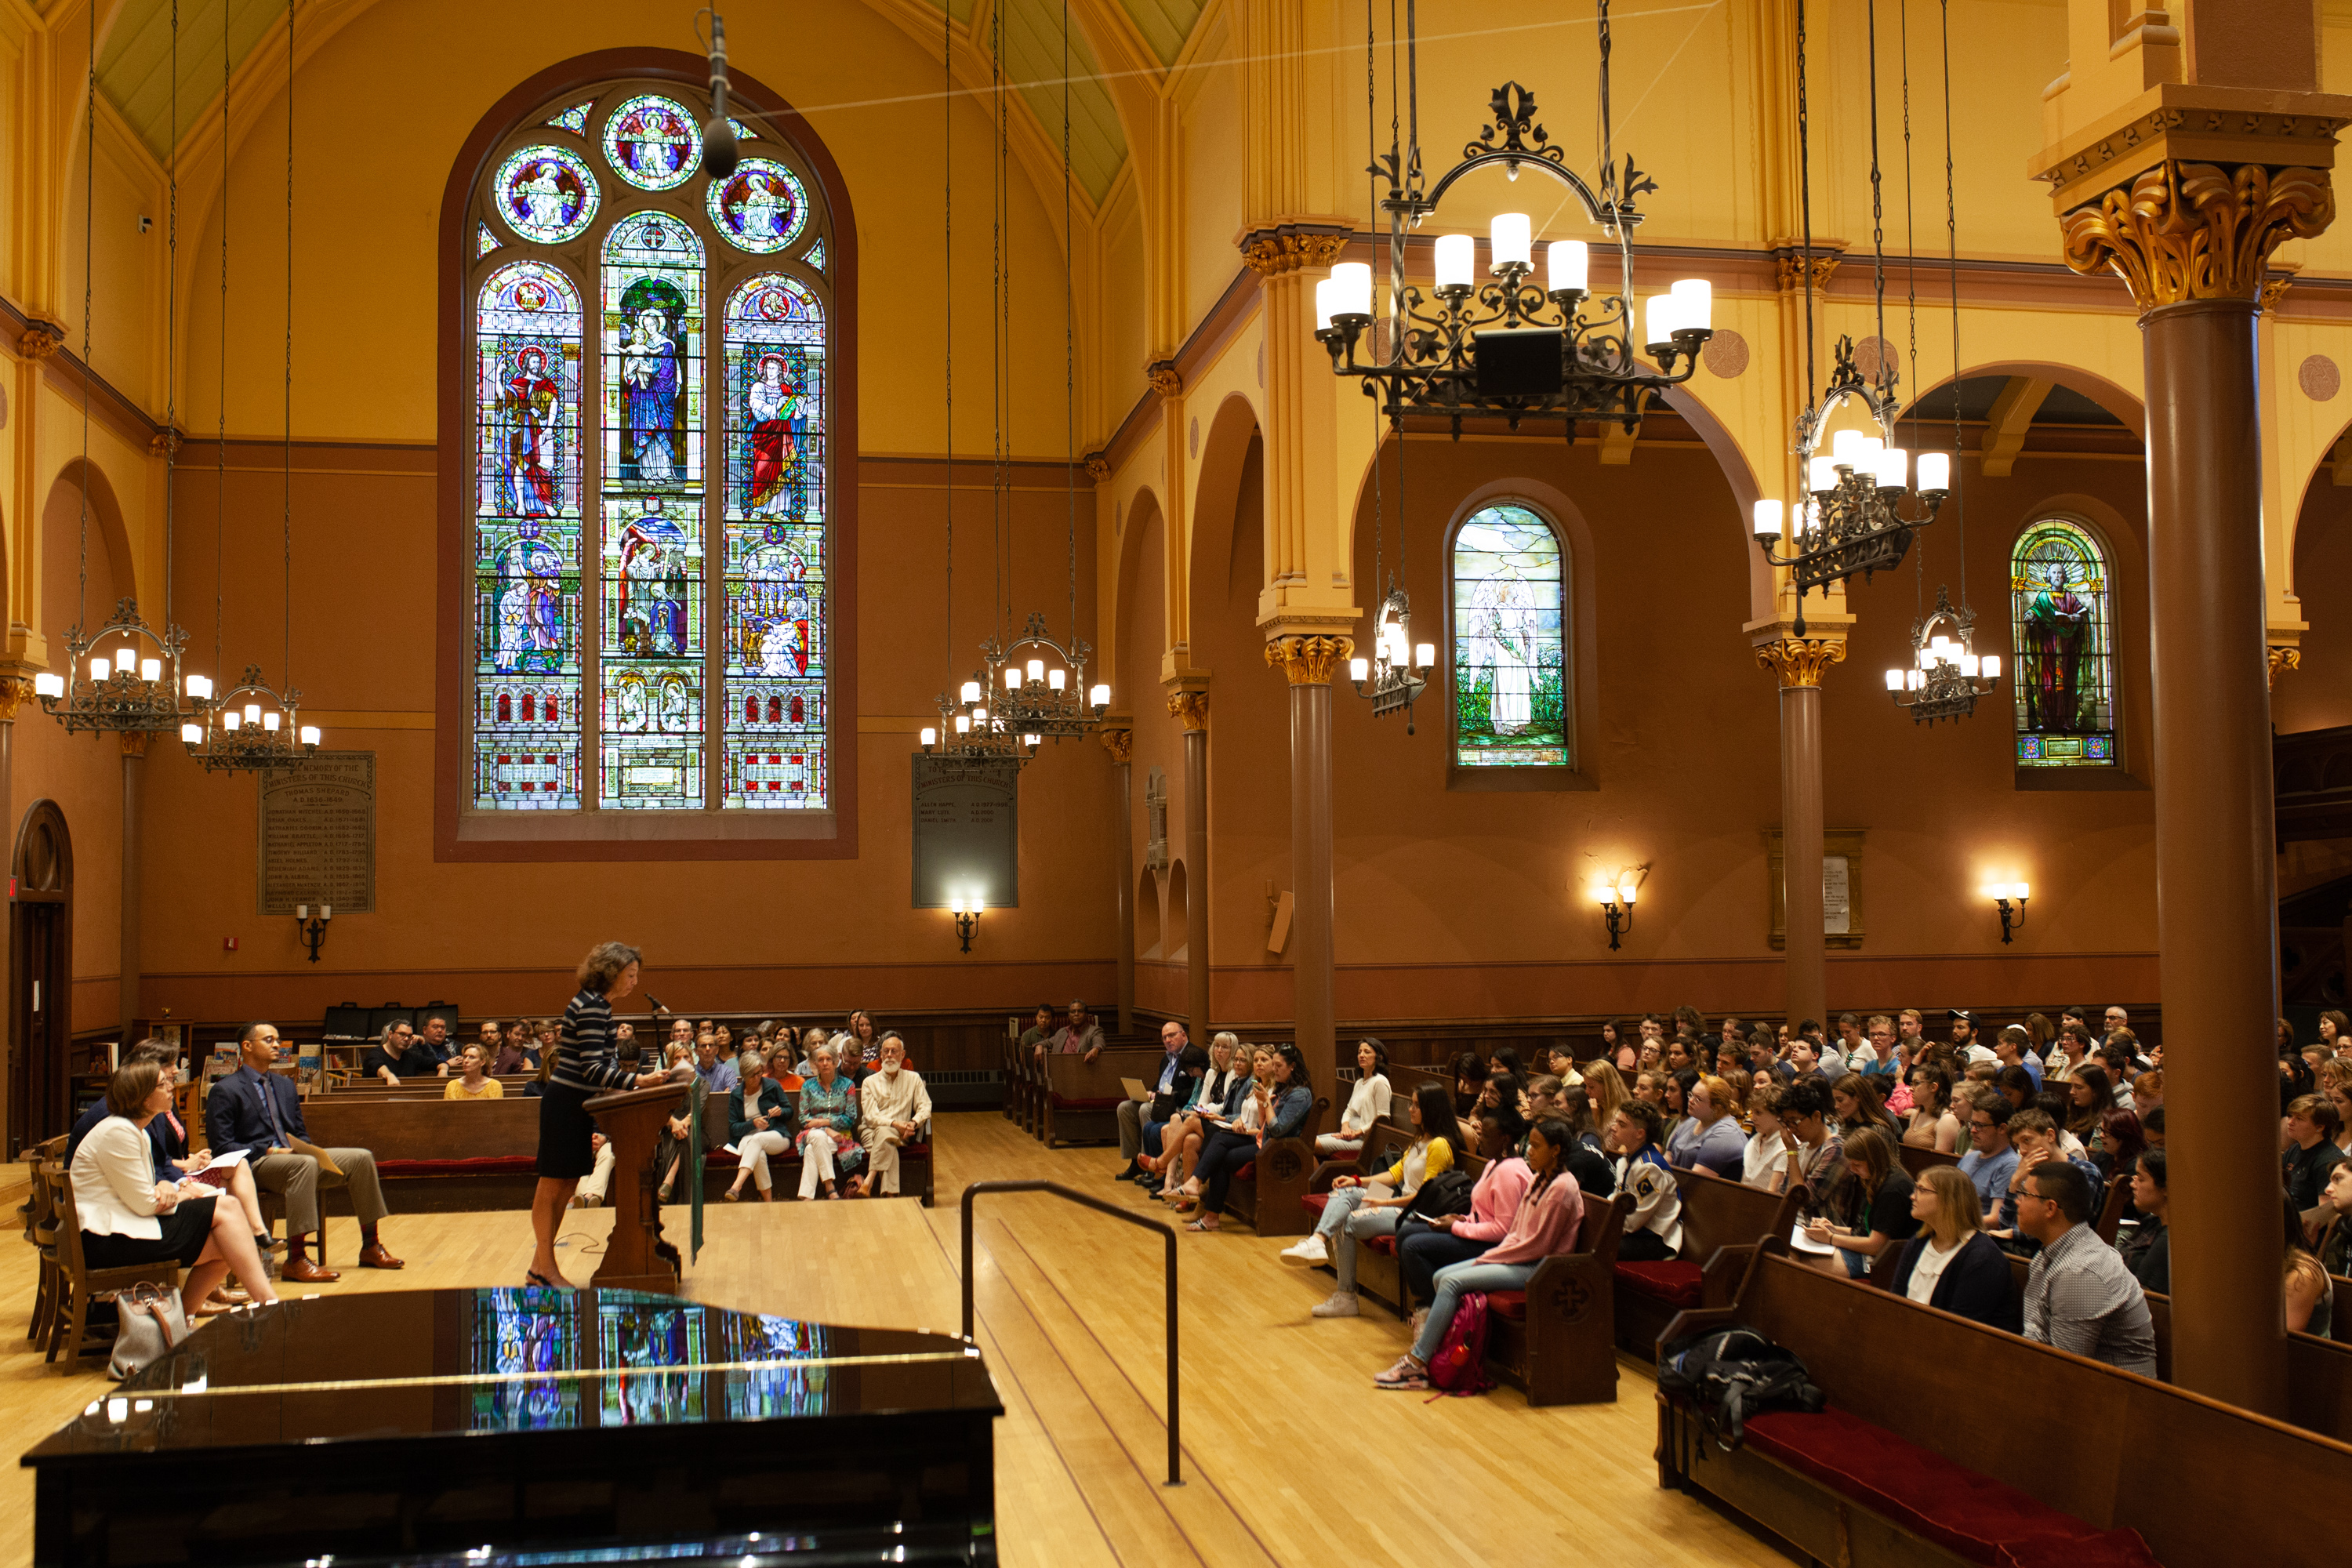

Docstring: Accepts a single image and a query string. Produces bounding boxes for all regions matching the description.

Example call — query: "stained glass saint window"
[2010,518,2117,768]
[466,82,833,818]
[1452,504,1568,768]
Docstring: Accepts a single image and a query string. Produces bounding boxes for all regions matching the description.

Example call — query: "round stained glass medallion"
[494,145,599,243]
[603,94,702,191]
[708,159,808,254]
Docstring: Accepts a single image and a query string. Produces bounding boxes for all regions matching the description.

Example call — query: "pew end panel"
[1485,1192,1632,1407]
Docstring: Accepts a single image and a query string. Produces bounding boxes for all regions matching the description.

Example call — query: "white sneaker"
[1280,1235,1330,1266]
[1311,1292,1360,1318]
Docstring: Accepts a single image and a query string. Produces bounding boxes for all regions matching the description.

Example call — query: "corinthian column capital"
[2058,159,2332,313]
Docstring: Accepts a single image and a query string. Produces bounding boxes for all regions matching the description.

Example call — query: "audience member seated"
[568,1128,617,1209]
[1184,1045,1312,1232]
[840,1010,885,1076]
[793,1044,863,1200]
[1830,1073,1900,1142]
[1043,1000,1102,1063]
[1665,1073,1747,1179]
[1449,1051,1486,1117]
[1741,1083,1798,1193]
[723,1051,792,1203]
[73,1062,279,1313]
[1781,1080,1847,1218]
[207,1021,402,1279]
[1988,1107,2100,1254]
[2284,1094,2347,1218]
[2285,1195,2334,1337]
[1114,1021,1192,1181]
[2016,1160,2157,1376]
[444,1044,505,1100]
[857,1033,932,1198]
[693,1033,739,1095]
[1886,1165,2016,1330]
[416,1012,457,1068]
[1143,1036,1243,1199]
[1017,1002,1060,1062]
[2117,1149,2170,1292]
[1320,1038,1392,1156]
[1777,1033,1831,1090]
[1286,1082,1461,1317]
[488,1021,539,1076]
[1582,1060,1630,1134]
[1958,1095,2017,1214]
[2318,1160,2352,1276]
[360,1020,445,1084]
[1903,1065,1961,1153]
[1374,1120,1585,1391]
[1604,1099,1683,1261]
[1803,1126,1918,1278]
[1993,1024,2044,1089]
[1534,1080,1614,1195]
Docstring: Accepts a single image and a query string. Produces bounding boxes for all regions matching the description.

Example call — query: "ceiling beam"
[1980,375,2054,478]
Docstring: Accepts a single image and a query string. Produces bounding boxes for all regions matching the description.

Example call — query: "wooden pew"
[1223,1096,1330,1236]
[1301,1119,1486,1318]
[1613,1171,1802,1359]
[1484,1191,1632,1406]
[1040,1048,1162,1146]
[2136,1288,2352,1442]
[1657,1249,2352,1568]
[694,1088,935,1207]
[1896,1145,1960,1178]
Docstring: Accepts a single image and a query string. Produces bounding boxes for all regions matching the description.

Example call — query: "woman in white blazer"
[70,1061,278,1311]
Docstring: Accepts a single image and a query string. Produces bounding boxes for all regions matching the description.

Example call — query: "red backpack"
[1424,1290,1495,1396]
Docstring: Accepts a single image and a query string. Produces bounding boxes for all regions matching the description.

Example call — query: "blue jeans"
[1410,1260,1537,1363]
[1313,1188,1403,1294]
[1397,1227,1491,1308]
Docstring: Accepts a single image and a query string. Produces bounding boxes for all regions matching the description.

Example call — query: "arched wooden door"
[10,800,73,1156]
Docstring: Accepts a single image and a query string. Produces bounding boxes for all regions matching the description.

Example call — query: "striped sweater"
[552,988,639,1094]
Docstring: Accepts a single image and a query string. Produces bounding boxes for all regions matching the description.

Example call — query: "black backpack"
[1657,1327,1825,1452]
[1403,1168,1476,1219]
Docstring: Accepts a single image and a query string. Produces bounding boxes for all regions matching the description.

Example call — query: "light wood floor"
[0,1115,1792,1567]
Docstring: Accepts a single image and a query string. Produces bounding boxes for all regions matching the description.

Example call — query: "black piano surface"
[22,1287,1001,1567]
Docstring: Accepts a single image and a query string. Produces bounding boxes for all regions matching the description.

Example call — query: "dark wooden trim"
[433,50,861,862]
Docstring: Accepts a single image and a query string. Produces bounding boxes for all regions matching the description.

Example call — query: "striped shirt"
[553,988,638,1094]
[2022,1221,2157,1376]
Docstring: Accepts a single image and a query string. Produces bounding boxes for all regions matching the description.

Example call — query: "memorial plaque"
[257,751,377,914]
[912,756,1018,909]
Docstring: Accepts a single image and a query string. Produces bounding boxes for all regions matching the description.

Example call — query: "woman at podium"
[531,941,676,1286]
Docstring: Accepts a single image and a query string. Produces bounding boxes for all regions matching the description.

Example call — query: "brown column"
[120,731,148,1046]
[1756,637,1842,1030]
[1100,727,1137,1036]
[1265,636,1348,1094]
[2045,148,2338,1419]
[1167,691,1211,1037]
[2141,296,2289,1414]
[0,681,19,1145]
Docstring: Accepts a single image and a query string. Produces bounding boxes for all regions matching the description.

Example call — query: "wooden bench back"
[1675,1170,1800,1264]
[2139,1288,2352,1441]
[1044,1047,1164,1105]
[305,1096,542,1160]
[1704,1250,2352,1566]
[1896,1145,1960,1178]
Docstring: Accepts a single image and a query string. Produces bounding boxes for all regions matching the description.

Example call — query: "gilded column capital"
[1265,634,1353,687]
[1769,245,1841,293]
[2056,159,2333,314]
[1755,637,1846,690]
[149,428,183,460]
[1167,690,1210,730]
[1239,227,1349,278]
[0,675,34,722]
[1097,726,1133,764]
[1083,451,1111,482]
[16,322,66,362]
[121,729,154,758]
[2268,644,2303,688]
[1146,361,1184,401]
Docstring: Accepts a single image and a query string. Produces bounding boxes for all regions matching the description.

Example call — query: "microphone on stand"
[702,11,739,179]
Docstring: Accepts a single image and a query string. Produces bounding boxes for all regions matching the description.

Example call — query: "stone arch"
[1163,857,1189,962]
[41,458,135,645]
[1136,864,1162,959]
[1189,392,1262,652]
[1111,483,1165,695]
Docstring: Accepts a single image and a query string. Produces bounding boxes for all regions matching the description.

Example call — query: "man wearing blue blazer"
[206,1021,403,1282]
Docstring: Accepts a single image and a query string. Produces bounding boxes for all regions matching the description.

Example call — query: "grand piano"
[22,1288,1001,1566]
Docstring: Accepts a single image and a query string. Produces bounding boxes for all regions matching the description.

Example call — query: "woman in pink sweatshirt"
[1376,1118,1585,1391]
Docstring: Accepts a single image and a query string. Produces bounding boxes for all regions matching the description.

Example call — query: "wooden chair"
[50,1172,183,1371]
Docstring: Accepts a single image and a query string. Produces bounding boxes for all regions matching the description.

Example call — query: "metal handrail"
[960,1179,1180,1486]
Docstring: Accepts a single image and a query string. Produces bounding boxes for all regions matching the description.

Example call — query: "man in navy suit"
[206,1021,403,1281]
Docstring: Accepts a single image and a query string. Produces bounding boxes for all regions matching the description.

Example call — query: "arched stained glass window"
[2010,517,2118,768]
[465,80,833,815]
[1451,503,1569,768]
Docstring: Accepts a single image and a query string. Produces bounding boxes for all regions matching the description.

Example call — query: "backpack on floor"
[1657,1327,1824,1451]
[1424,1290,1494,1396]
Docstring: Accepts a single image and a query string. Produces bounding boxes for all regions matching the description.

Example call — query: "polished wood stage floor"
[0,1115,1791,1566]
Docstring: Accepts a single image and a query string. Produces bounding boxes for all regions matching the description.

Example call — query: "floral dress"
[795,1073,865,1174]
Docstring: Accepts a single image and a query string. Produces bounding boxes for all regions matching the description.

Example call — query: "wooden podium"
[585,1076,694,1292]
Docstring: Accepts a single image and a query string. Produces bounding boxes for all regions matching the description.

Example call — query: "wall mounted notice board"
[258,751,377,914]
[912,756,1018,909]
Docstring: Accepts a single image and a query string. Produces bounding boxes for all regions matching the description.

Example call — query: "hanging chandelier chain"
[1941,0,1967,609]
[215,0,228,677]
[943,0,953,678]
[1866,0,1889,397]
[284,0,296,689]
[1063,0,1076,648]
[165,0,179,632]
[1796,0,1814,409]
[1368,0,1382,600]
[78,1,92,641]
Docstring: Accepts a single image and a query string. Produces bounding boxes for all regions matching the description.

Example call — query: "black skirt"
[538,1083,601,1178]
[82,1195,217,1270]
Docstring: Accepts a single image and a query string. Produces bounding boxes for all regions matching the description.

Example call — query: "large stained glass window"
[466,82,833,816]
[2010,518,2118,768]
[1451,503,1568,768]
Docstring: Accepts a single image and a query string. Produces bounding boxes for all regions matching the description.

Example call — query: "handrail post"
[960,1179,1181,1486]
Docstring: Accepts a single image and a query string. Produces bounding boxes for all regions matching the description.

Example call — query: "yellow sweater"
[1380,1136,1453,1191]
[445,1077,505,1100]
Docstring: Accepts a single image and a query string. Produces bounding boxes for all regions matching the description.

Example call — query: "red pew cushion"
[1301,1194,1330,1218]
[1614,1260,1704,1307]
[1235,1162,1255,1181]
[1742,1408,2161,1568]
[376,1156,538,1177]
[1487,1290,1526,1323]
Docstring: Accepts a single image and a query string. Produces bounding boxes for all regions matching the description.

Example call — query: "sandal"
[525,1269,558,1288]
[723,1186,742,1203]
[1185,1218,1219,1232]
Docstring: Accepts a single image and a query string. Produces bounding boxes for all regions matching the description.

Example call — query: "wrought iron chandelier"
[1313,2,1715,439]
[182,1,321,775]
[1887,586,1999,723]
[36,3,201,738]
[1749,0,1952,637]
[1347,587,1433,730]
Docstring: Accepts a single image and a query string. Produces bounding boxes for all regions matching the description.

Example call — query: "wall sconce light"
[1983,882,2029,945]
[1591,873,1640,951]
[949,890,984,954]
[294,902,332,964]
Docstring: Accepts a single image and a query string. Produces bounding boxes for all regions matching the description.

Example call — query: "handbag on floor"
[107,1280,190,1380]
